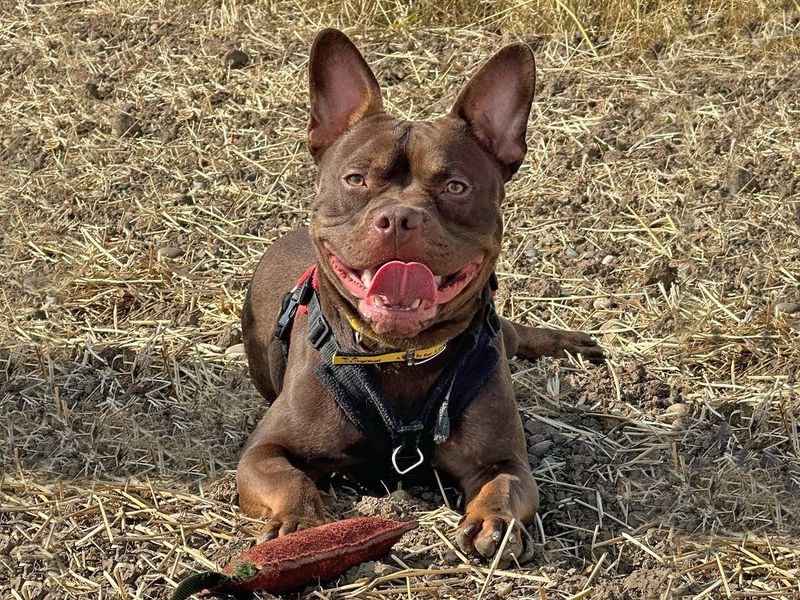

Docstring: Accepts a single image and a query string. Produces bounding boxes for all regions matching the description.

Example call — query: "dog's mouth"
[326,252,482,336]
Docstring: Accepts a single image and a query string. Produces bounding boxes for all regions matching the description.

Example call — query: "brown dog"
[237,29,602,564]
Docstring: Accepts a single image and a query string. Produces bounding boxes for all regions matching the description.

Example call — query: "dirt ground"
[2,1,799,599]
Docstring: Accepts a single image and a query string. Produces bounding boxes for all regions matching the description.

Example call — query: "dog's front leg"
[237,441,327,540]
[237,358,365,540]
[436,363,539,565]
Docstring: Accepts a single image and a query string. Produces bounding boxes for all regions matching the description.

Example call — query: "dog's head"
[307,29,535,347]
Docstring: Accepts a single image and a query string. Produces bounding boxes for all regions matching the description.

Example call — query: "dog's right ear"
[308,29,383,161]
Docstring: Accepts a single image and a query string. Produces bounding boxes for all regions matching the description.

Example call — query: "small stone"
[524,248,537,258]
[193,179,206,189]
[527,433,545,445]
[225,49,250,69]
[664,403,689,421]
[225,343,246,355]
[565,246,579,259]
[496,582,515,597]
[601,254,616,266]
[593,297,613,310]
[775,302,800,315]
[373,563,393,576]
[530,440,554,457]
[157,246,185,259]
[44,294,59,304]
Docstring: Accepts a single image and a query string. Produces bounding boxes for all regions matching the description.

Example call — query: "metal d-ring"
[391,445,424,475]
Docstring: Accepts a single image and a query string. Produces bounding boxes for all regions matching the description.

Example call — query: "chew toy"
[170,517,417,599]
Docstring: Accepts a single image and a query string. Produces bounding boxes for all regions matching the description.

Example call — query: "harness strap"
[309,288,418,441]
[274,266,501,475]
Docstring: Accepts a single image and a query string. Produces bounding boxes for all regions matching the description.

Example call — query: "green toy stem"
[170,571,234,600]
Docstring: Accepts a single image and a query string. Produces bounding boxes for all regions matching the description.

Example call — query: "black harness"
[274,271,501,475]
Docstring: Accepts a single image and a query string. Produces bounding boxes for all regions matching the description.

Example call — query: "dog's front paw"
[257,512,327,542]
[455,512,533,566]
[546,329,604,362]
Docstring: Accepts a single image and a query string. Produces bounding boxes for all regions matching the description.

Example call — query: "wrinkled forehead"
[407,120,496,177]
[322,116,496,178]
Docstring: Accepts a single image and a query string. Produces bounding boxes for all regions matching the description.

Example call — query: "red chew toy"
[170,517,417,599]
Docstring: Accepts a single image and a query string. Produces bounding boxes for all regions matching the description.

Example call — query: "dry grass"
[2,0,800,598]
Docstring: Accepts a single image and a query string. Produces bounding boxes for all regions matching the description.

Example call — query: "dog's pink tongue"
[366,261,437,307]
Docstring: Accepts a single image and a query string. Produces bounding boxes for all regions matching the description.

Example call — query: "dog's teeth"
[434,276,443,286]
[409,299,421,309]
[373,296,385,307]
[361,269,374,288]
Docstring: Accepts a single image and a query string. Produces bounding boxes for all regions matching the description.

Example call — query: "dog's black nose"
[372,206,424,240]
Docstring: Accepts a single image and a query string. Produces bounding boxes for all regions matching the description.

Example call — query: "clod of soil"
[725,162,760,194]
[644,259,678,291]
[115,110,143,138]
[225,49,250,69]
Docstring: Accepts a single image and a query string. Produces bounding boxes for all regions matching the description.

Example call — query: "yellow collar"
[330,316,448,366]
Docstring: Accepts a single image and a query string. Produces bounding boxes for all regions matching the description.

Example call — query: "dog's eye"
[445,180,467,194]
[344,173,366,187]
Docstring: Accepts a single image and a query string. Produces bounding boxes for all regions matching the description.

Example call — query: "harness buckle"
[274,292,298,343]
[273,278,314,343]
[296,277,314,305]
[307,311,332,350]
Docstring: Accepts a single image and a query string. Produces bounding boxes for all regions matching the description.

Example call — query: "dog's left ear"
[451,43,536,180]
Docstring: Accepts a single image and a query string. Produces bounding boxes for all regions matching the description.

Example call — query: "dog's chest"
[371,362,445,420]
